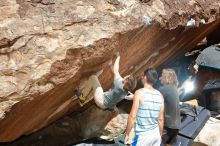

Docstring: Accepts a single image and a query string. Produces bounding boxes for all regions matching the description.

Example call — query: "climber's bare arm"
[113,53,120,78]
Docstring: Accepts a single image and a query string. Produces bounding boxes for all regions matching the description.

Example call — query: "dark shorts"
[162,127,179,145]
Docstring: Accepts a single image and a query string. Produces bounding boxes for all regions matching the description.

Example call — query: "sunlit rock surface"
[0,0,220,142]
[193,117,220,146]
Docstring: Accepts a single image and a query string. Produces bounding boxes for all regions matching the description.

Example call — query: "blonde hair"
[161,69,179,87]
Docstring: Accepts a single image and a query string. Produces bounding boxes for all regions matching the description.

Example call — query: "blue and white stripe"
[134,88,163,135]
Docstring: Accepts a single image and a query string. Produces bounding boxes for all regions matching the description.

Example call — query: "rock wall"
[0,0,220,142]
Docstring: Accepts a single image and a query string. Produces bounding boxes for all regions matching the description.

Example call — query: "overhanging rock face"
[0,0,220,142]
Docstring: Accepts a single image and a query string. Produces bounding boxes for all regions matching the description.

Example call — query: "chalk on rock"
[186,18,196,27]
[143,16,152,26]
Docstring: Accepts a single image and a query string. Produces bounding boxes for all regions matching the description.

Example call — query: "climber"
[90,52,137,110]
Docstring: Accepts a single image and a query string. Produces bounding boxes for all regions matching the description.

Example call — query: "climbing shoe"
[75,89,86,107]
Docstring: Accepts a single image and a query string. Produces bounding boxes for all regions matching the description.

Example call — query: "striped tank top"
[135,88,163,135]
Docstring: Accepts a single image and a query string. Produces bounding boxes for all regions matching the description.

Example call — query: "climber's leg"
[89,75,106,109]
[75,68,105,107]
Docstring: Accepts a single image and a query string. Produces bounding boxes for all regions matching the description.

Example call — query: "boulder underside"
[0,0,220,143]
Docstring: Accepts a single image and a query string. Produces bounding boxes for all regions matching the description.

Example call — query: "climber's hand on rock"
[115,51,120,57]
[108,59,113,66]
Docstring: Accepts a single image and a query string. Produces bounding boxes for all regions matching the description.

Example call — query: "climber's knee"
[89,75,101,89]
[94,88,106,109]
